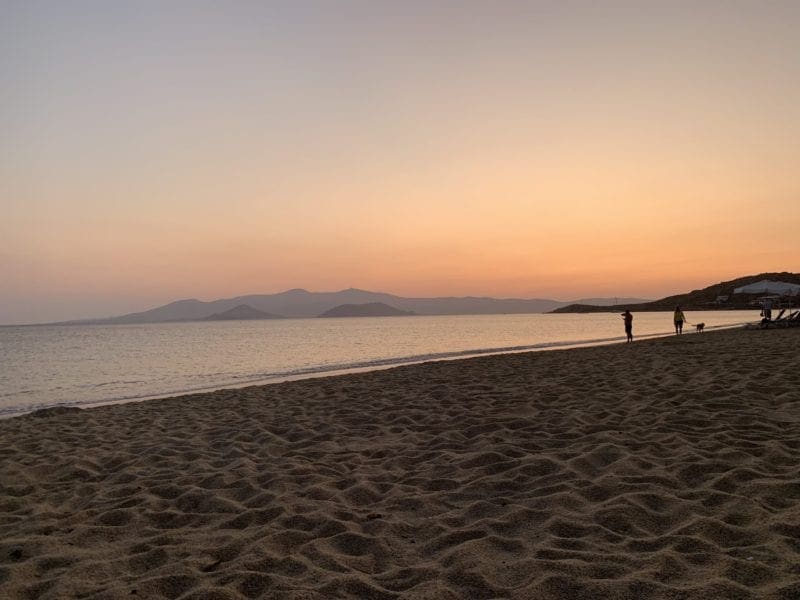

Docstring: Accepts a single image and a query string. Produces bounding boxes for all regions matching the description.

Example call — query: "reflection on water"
[0,310,757,416]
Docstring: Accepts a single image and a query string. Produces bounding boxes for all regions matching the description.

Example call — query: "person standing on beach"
[762,297,773,321]
[673,306,685,334]
[621,309,633,343]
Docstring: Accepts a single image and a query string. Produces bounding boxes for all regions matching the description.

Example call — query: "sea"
[0,310,758,417]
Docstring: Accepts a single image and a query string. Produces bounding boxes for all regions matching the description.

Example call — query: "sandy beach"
[1,327,799,599]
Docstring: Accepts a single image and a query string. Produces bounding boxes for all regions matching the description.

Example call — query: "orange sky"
[2,2,798,323]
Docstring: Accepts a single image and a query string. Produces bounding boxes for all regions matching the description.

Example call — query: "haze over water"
[1,311,756,416]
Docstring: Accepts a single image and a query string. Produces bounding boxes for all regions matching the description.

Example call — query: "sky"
[2,1,799,324]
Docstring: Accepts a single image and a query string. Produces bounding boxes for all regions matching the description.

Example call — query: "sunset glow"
[2,2,798,323]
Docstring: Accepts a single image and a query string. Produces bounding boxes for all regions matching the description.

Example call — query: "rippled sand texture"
[2,327,800,599]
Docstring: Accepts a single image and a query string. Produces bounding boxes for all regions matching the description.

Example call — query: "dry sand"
[1,327,799,599]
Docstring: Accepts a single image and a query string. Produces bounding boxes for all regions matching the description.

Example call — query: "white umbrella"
[733,280,800,295]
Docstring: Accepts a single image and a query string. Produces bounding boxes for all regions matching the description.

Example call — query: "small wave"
[91,380,146,388]
[0,389,36,398]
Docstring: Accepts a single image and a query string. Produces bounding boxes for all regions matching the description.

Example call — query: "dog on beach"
[695,323,705,333]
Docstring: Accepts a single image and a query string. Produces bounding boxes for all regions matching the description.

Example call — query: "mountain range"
[56,289,651,325]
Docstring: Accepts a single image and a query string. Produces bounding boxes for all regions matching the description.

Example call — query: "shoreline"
[1,321,748,420]
[2,326,798,598]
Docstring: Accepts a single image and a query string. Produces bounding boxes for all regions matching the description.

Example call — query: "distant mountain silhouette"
[552,272,800,313]
[204,304,283,321]
[318,302,415,318]
[52,288,651,325]
[571,297,651,306]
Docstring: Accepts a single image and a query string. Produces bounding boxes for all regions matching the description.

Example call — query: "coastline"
[0,315,752,419]
[1,326,799,598]
[0,328,665,420]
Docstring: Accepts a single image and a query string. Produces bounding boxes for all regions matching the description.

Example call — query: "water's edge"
[2,322,743,419]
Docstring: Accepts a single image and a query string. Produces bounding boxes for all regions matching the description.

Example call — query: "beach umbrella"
[733,280,800,296]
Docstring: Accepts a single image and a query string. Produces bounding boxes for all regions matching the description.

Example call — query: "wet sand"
[1,327,799,599]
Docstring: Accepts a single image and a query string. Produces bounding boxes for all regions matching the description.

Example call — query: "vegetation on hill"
[551,272,800,313]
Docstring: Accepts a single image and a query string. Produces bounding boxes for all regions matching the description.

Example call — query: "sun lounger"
[746,309,800,330]
[765,310,800,328]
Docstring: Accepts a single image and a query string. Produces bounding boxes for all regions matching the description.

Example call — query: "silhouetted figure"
[674,306,685,334]
[621,310,633,343]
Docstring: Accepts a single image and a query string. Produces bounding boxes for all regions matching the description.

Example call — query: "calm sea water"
[0,311,757,417]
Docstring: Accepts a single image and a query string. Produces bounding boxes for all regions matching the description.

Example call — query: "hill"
[53,289,571,324]
[552,272,800,313]
[572,297,651,306]
[204,304,283,321]
[46,289,650,326]
[318,302,415,318]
